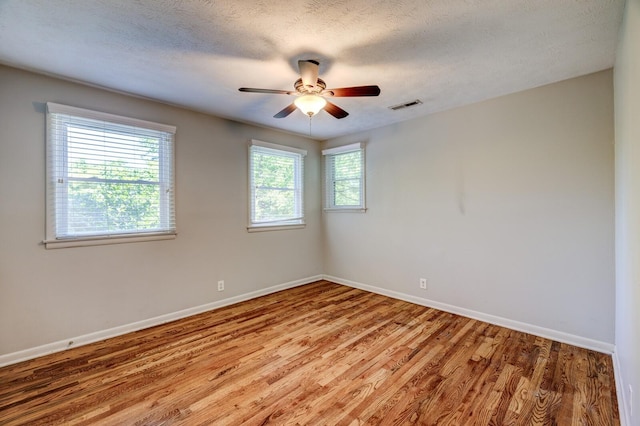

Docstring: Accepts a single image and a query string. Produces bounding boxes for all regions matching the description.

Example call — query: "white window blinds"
[45,103,176,247]
[322,142,366,211]
[249,140,306,230]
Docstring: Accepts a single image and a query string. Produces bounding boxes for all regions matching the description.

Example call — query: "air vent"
[389,99,423,111]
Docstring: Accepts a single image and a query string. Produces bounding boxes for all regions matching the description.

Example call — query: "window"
[248,140,306,231]
[45,102,176,249]
[322,142,366,211]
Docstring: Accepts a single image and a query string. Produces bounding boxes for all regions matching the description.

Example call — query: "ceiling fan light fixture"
[294,94,327,117]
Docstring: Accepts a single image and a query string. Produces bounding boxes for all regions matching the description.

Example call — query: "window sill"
[323,208,367,213]
[43,232,176,249]
[247,224,306,233]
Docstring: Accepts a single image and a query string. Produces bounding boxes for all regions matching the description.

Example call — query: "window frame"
[322,142,367,212]
[248,139,307,232]
[44,102,177,249]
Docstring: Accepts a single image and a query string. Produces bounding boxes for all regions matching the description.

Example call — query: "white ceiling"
[0,0,625,140]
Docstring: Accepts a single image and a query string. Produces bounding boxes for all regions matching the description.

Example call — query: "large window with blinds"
[322,142,366,212]
[45,103,176,248]
[248,140,306,231]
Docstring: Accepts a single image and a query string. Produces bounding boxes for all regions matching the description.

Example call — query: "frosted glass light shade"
[294,95,327,117]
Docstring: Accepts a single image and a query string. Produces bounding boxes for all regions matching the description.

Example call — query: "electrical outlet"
[419,278,427,290]
[217,280,224,292]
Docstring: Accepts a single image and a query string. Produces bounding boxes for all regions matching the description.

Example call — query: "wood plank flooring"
[0,280,619,425]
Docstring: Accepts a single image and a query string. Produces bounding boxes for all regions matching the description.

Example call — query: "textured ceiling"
[0,0,625,140]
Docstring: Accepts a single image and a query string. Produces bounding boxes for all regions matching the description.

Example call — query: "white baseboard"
[0,275,323,368]
[612,349,631,426]
[0,274,615,368]
[324,275,615,354]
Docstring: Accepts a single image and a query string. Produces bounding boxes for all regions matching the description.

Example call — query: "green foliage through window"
[324,146,365,210]
[331,151,362,206]
[249,142,305,227]
[46,103,176,242]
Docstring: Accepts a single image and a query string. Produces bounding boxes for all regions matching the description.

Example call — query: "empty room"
[0,0,638,424]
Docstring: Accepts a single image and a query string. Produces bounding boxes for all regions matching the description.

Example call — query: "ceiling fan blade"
[274,103,297,118]
[324,101,349,119]
[239,88,293,95]
[324,85,381,97]
[298,60,320,89]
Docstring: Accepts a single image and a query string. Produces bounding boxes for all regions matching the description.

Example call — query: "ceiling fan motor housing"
[295,78,326,94]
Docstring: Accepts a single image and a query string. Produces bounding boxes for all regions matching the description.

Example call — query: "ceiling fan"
[239,60,381,119]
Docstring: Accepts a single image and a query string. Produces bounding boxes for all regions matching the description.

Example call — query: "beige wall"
[615,0,640,423]
[0,65,323,355]
[323,70,615,344]
[0,64,616,364]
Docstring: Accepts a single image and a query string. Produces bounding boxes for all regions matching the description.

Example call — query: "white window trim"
[46,103,177,134]
[43,233,177,249]
[246,224,306,233]
[44,102,177,249]
[248,139,307,232]
[322,142,367,213]
[250,139,307,157]
[322,142,363,156]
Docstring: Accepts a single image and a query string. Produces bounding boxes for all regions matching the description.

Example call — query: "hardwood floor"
[0,280,619,425]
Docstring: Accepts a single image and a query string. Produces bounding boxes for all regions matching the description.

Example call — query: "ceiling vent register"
[389,99,423,111]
